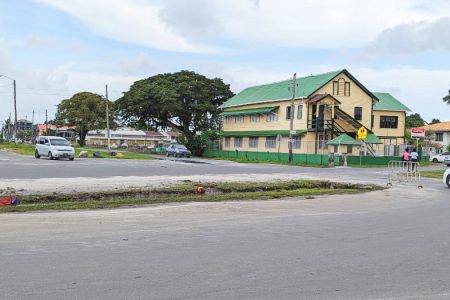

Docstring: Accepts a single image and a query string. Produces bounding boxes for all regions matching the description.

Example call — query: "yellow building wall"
[315,72,374,129]
[371,110,406,143]
[222,100,308,132]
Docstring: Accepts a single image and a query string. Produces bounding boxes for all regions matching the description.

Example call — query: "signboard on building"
[411,127,425,138]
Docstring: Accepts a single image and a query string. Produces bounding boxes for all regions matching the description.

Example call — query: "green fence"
[203,149,429,166]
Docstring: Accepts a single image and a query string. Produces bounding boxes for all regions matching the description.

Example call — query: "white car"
[35,136,75,160]
[430,151,450,163]
[444,168,450,188]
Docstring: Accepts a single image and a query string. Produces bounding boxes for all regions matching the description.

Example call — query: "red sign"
[411,127,425,138]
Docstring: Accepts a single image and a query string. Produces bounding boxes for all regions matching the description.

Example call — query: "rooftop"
[373,92,411,112]
[221,70,343,108]
[421,121,450,132]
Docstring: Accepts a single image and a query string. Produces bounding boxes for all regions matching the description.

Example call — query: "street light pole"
[0,75,18,143]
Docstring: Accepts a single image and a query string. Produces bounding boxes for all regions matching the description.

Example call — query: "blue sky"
[1,0,450,124]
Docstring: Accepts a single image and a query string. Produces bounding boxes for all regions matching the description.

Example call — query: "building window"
[250,114,260,122]
[297,104,303,119]
[347,145,353,153]
[224,137,230,147]
[234,137,243,147]
[235,115,244,123]
[292,135,301,149]
[318,134,326,149]
[436,132,444,142]
[224,116,232,124]
[286,106,292,120]
[354,107,362,121]
[333,78,350,96]
[249,137,258,148]
[380,116,398,128]
[267,111,278,122]
[265,136,277,149]
[345,82,350,96]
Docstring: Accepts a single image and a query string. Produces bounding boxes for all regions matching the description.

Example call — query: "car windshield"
[175,145,187,150]
[50,139,70,146]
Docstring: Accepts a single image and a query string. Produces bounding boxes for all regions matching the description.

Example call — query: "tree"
[116,71,234,155]
[55,92,114,146]
[430,118,441,124]
[405,113,425,128]
[443,89,450,104]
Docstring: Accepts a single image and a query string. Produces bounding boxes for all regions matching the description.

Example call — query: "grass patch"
[0,180,383,212]
[0,142,155,160]
[0,142,35,155]
[211,156,328,168]
[421,170,445,179]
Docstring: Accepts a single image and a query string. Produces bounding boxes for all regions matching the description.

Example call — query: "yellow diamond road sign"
[357,127,368,140]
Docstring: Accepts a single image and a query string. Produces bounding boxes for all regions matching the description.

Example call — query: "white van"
[35,136,75,160]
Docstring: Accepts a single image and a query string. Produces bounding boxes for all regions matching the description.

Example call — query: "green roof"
[219,106,278,116]
[364,133,383,144]
[221,70,343,108]
[327,134,360,146]
[219,130,307,137]
[373,92,411,112]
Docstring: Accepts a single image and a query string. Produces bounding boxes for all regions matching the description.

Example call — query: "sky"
[0,0,450,125]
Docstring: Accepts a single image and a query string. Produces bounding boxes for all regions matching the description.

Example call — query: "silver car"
[35,136,75,160]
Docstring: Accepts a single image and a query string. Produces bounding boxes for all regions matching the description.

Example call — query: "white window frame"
[250,114,260,123]
[234,137,243,147]
[265,136,277,149]
[267,111,278,122]
[235,115,244,123]
[249,137,258,148]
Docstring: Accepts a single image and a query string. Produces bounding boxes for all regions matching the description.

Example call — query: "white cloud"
[117,53,159,76]
[367,17,450,55]
[36,0,450,51]
[36,0,223,53]
[350,67,450,121]
[25,34,60,48]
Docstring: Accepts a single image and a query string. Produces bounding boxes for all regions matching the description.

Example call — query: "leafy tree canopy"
[443,89,450,104]
[55,92,114,146]
[405,113,425,128]
[115,70,234,155]
[430,118,441,124]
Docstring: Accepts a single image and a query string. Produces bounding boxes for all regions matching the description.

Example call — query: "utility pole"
[32,110,35,124]
[13,80,17,143]
[45,109,48,135]
[288,73,296,163]
[105,84,111,152]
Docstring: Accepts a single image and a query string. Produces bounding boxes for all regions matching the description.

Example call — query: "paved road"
[1,181,450,299]
[1,149,401,194]
[0,150,370,180]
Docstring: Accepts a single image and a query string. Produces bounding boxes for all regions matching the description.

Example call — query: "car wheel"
[48,152,54,160]
[447,175,450,189]
[69,157,74,161]
[166,152,170,157]
[432,158,438,163]
[35,150,40,159]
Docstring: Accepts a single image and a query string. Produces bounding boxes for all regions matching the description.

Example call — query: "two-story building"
[219,69,410,156]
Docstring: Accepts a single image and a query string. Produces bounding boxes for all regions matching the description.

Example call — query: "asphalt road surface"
[1,150,450,299]
[0,150,373,180]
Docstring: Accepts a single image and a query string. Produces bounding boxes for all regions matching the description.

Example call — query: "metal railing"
[387,161,422,188]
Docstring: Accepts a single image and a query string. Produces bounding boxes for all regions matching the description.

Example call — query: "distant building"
[421,121,450,149]
[16,119,33,131]
[86,127,179,148]
[37,124,77,139]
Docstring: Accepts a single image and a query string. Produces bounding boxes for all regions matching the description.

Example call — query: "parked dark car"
[166,144,191,158]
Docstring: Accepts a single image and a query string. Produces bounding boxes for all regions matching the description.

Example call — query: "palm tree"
[444,89,450,104]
